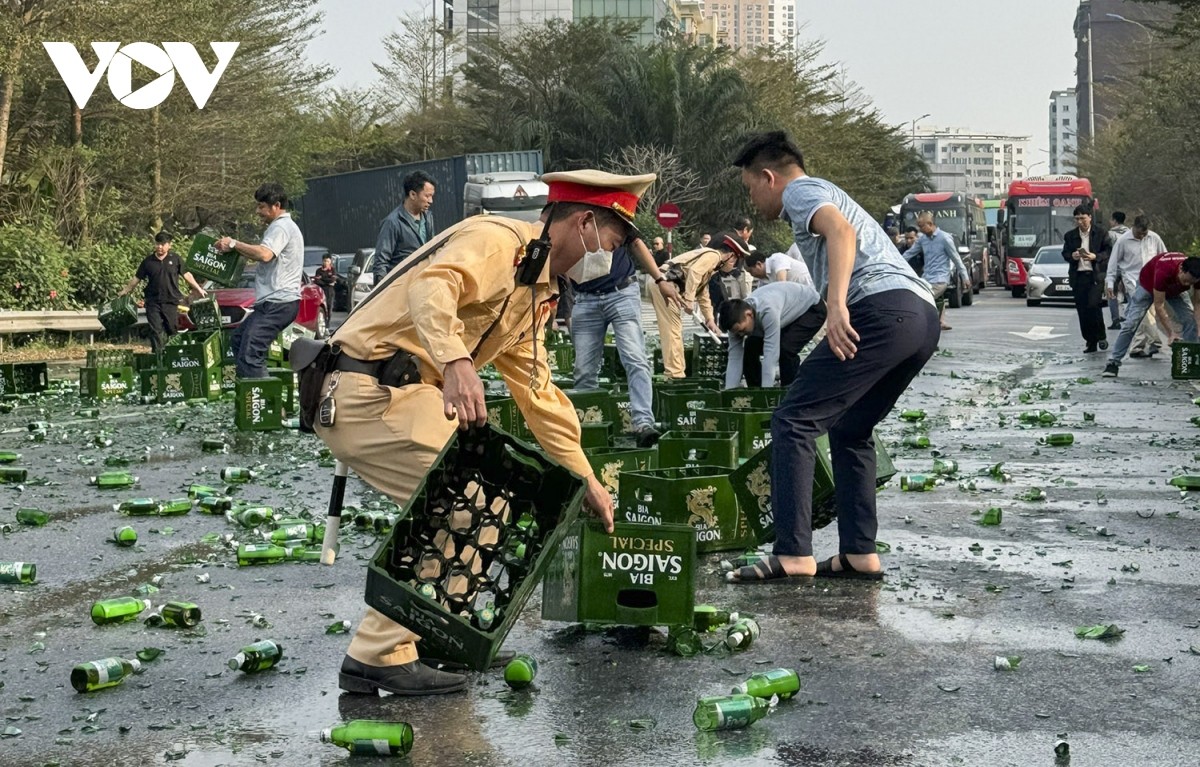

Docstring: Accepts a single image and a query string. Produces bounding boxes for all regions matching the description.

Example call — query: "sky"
[307,0,1080,165]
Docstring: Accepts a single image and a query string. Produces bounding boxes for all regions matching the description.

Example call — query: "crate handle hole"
[616,589,658,609]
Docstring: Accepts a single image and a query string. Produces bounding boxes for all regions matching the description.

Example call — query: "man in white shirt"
[1107,214,1168,357]
[745,246,814,287]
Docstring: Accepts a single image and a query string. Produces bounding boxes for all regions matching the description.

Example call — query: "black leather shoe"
[339,655,466,696]
[1084,344,1098,353]
[1130,350,1149,359]
[423,650,515,672]
[634,426,661,448]
[1108,322,1122,330]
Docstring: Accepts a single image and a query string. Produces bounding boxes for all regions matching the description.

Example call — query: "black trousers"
[742,302,828,387]
[231,300,300,379]
[1070,271,1106,345]
[771,290,939,557]
[144,301,179,354]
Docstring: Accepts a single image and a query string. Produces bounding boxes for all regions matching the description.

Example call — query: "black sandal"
[815,553,884,581]
[728,555,805,583]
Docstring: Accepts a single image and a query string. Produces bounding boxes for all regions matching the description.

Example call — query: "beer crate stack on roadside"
[366,425,586,671]
[0,362,48,398]
[156,331,223,403]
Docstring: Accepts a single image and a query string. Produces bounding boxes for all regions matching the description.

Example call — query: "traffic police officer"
[315,169,655,697]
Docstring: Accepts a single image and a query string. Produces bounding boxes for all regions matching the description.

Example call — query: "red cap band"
[546,181,638,220]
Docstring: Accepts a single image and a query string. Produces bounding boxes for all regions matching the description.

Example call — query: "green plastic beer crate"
[1171,341,1200,380]
[220,364,237,393]
[697,408,774,458]
[138,368,156,397]
[585,446,658,506]
[87,349,134,368]
[278,323,315,357]
[656,431,739,469]
[133,352,160,372]
[235,377,283,431]
[689,336,728,378]
[97,295,138,332]
[153,368,219,403]
[541,520,695,627]
[601,344,627,381]
[719,387,788,411]
[617,466,753,553]
[484,396,535,442]
[268,335,284,365]
[220,330,236,364]
[730,430,897,544]
[655,388,724,432]
[580,421,612,450]
[267,367,296,414]
[366,426,585,671]
[185,232,244,287]
[163,331,222,372]
[564,389,612,427]
[544,343,575,376]
[79,367,134,399]
[0,365,16,398]
[186,297,222,332]
[0,363,48,398]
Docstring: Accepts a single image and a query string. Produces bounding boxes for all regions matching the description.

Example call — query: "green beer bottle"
[90,597,151,625]
[70,657,142,693]
[416,582,439,600]
[503,654,538,689]
[725,618,760,651]
[0,561,36,584]
[76,408,100,418]
[201,438,228,454]
[1169,475,1200,491]
[28,428,46,442]
[0,450,21,463]
[899,409,926,422]
[899,475,937,492]
[112,526,138,547]
[979,507,1003,526]
[352,509,377,529]
[188,483,220,499]
[161,601,203,628]
[1039,433,1074,446]
[284,544,323,562]
[16,508,49,526]
[667,626,704,657]
[116,498,160,516]
[103,455,131,467]
[320,720,413,757]
[237,543,287,566]
[158,498,193,516]
[692,694,772,731]
[902,435,930,448]
[931,458,959,475]
[27,421,49,432]
[732,668,801,700]
[227,639,284,673]
[198,495,234,513]
[1018,410,1057,425]
[220,467,257,483]
[0,467,29,483]
[93,432,113,447]
[227,506,274,528]
[268,521,320,543]
[372,513,397,534]
[90,471,137,488]
[474,605,497,631]
[693,604,733,633]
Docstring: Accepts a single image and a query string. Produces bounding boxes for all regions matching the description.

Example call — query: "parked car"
[330,253,358,311]
[1025,246,1073,307]
[302,245,332,279]
[349,248,375,310]
[180,266,329,338]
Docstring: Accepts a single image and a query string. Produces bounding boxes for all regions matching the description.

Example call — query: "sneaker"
[1108,321,1122,329]
[1102,363,1119,377]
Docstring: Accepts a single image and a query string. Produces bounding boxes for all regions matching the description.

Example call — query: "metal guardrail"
[0,310,107,351]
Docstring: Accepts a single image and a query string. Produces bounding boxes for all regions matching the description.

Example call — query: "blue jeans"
[569,282,654,430]
[1108,286,1196,367]
[772,290,939,557]
[231,300,299,379]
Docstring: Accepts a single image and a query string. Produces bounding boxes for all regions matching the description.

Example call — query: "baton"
[320,460,349,565]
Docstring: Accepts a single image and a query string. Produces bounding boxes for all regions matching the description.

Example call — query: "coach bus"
[899,192,986,308]
[1003,176,1095,297]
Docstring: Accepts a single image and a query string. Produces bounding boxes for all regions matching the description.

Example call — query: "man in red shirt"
[1104,253,1200,377]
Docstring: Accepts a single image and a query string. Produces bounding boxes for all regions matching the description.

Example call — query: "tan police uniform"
[650,248,723,378]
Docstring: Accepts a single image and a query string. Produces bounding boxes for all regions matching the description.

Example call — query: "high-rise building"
[445,0,670,57]
[908,128,1031,197]
[671,0,720,47]
[1049,89,1078,174]
[1073,0,1177,143]
[706,0,796,48]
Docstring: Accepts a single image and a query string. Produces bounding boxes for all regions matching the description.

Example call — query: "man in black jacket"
[1062,204,1111,353]
[372,170,437,283]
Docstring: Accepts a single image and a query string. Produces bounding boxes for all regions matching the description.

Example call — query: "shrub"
[0,223,73,311]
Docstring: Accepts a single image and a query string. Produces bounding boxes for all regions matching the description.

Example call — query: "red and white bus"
[1003,176,1095,297]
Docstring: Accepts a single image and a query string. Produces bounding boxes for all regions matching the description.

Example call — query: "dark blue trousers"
[771,289,940,557]
[231,300,299,379]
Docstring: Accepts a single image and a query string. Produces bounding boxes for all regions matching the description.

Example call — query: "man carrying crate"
[117,231,207,352]
[311,170,653,697]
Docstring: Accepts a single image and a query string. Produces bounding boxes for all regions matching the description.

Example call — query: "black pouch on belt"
[377,350,422,388]
[290,338,335,434]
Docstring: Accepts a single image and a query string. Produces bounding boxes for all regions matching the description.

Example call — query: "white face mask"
[566,223,614,284]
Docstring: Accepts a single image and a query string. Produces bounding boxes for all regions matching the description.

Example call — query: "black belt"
[333,354,385,378]
[333,349,423,388]
[580,276,636,296]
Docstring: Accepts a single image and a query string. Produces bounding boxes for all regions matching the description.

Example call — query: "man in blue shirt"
[902,211,970,331]
[729,131,939,583]
[719,281,824,388]
[569,237,685,447]
[373,171,437,283]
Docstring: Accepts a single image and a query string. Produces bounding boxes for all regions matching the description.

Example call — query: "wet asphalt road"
[4,290,1200,767]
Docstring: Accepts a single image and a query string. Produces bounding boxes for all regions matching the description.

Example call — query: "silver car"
[1025,246,1073,306]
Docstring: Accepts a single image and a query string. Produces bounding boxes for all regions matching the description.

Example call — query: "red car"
[179,266,328,337]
